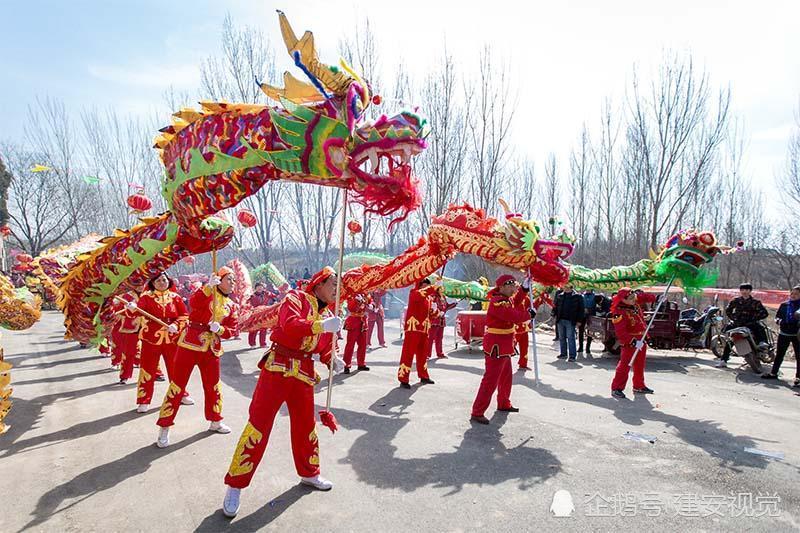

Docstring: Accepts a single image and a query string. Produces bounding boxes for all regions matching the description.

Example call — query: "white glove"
[635,340,645,350]
[333,356,345,374]
[167,323,179,334]
[209,321,221,333]
[125,301,137,311]
[322,316,342,333]
[207,275,221,287]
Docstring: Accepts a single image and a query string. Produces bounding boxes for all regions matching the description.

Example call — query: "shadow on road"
[333,387,561,495]
[195,484,311,532]
[523,381,781,472]
[20,432,213,532]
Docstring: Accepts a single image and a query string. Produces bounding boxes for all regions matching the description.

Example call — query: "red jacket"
[137,289,187,346]
[112,293,140,334]
[344,293,370,331]
[248,291,270,307]
[404,285,436,333]
[483,288,530,356]
[611,293,657,345]
[430,289,457,328]
[176,285,238,357]
[261,289,335,386]
[366,289,386,319]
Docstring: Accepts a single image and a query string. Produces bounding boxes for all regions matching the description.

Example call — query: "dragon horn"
[498,198,512,216]
[274,10,353,97]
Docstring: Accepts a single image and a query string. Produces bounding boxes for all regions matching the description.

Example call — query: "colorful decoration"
[240,202,574,332]
[15,253,33,264]
[567,229,733,294]
[226,259,253,305]
[27,234,102,304]
[0,274,41,330]
[237,209,258,228]
[30,164,52,173]
[59,11,429,344]
[126,191,153,214]
[250,262,289,290]
[0,226,11,237]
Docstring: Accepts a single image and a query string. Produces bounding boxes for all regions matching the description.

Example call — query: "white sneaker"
[136,404,149,413]
[181,395,195,406]
[300,474,333,491]
[222,486,241,518]
[715,360,727,368]
[156,427,170,448]
[209,421,231,434]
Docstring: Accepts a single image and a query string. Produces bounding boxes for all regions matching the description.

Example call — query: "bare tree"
[467,46,516,215]
[627,52,731,250]
[568,125,592,252]
[778,98,800,210]
[542,153,560,229]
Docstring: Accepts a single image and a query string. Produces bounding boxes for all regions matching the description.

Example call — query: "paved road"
[1,311,799,532]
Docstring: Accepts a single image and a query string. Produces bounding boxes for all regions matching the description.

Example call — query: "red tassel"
[318,410,338,433]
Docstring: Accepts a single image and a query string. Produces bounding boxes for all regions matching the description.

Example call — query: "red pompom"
[371,94,382,105]
[318,410,339,433]
[347,219,362,236]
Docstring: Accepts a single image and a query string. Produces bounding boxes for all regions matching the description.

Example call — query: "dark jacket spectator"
[725,296,769,326]
[775,300,800,335]
[554,291,585,324]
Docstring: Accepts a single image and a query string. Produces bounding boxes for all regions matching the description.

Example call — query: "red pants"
[471,355,513,416]
[224,369,320,488]
[368,315,385,346]
[248,329,268,347]
[343,327,367,368]
[516,332,529,368]
[112,330,139,381]
[611,344,647,391]
[137,341,176,405]
[156,347,222,427]
[398,331,430,383]
[426,325,445,358]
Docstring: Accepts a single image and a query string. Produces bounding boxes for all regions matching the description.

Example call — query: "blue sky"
[2,0,799,202]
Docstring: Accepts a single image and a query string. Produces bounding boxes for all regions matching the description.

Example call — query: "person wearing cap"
[222,267,344,518]
[154,267,239,447]
[247,282,271,348]
[470,274,533,424]
[716,283,769,368]
[398,277,438,388]
[129,272,190,413]
[343,292,371,373]
[426,277,457,359]
[609,288,657,398]
[110,291,141,385]
[366,289,387,348]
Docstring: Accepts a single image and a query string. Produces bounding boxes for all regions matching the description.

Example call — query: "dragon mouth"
[530,239,574,286]
[350,140,425,185]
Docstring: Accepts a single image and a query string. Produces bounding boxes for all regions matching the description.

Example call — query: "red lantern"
[127,192,152,213]
[372,94,382,105]
[0,225,11,237]
[347,220,362,236]
[16,253,33,263]
[237,209,258,228]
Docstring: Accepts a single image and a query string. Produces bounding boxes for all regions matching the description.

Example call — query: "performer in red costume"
[221,267,345,518]
[426,277,456,359]
[515,319,532,371]
[367,289,387,348]
[247,282,271,348]
[610,288,657,398]
[111,291,140,385]
[343,292,371,373]
[155,267,238,447]
[470,274,532,424]
[129,272,190,413]
[397,277,437,389]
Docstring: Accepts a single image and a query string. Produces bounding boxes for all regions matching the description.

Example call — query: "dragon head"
[653,229,732,291]
[260,11,426,224]
[430,203,574,286]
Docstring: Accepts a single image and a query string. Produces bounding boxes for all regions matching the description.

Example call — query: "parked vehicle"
[676,306,724,350]
[712,322,776,372]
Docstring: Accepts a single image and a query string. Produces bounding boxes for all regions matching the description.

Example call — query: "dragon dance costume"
[343,293,370,371]
[610,289,657,393]
[398,279,436,386]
